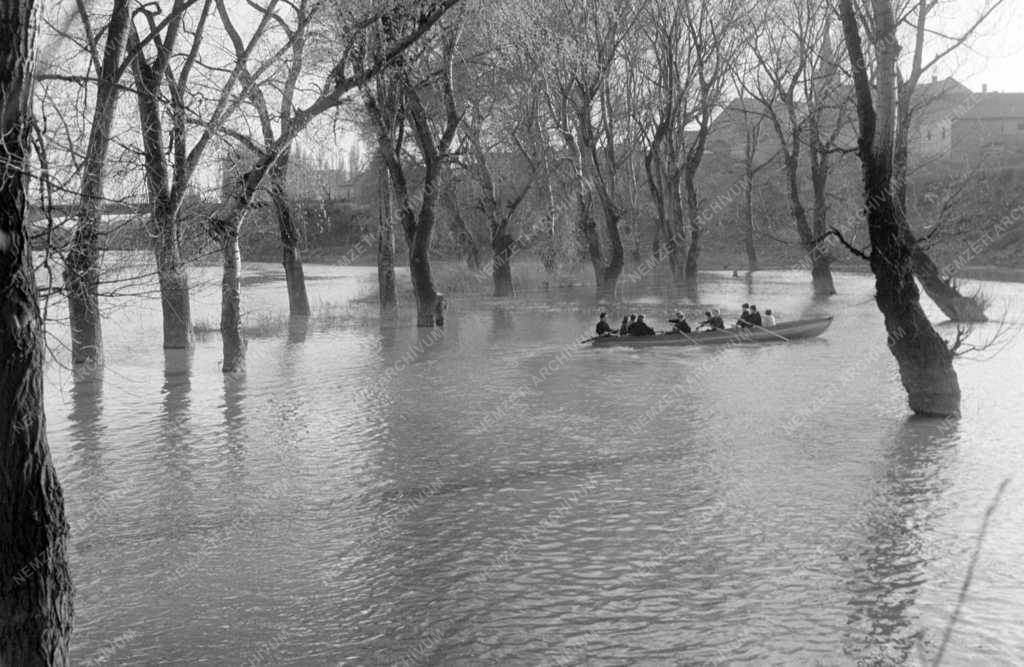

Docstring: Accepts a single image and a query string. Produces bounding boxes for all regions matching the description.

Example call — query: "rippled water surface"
[44,263,1024,665]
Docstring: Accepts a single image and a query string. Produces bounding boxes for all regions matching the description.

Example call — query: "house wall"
[951,117,1024,163]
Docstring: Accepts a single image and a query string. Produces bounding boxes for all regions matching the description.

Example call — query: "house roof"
[959,93,1024,120]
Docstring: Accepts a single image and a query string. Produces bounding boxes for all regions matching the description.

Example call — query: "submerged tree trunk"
[218,222,244,373]
[378,166,397,315]
[269,153,310,318]
[810,254,836,295]
[491,232,514,297]
[64,0,130,368]
[133,46,192,350]
[742,169,759,272]
[1,1,75,659]
[153,207,193,349]
[683,172,701,281]
[839,0,960,417]
[409,228,440,327]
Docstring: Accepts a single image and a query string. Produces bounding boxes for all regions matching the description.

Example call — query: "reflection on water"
[842,418,958,664]
[42,264,1024,664]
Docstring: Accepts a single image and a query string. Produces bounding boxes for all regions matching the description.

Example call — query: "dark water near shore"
[44,262,1024,665]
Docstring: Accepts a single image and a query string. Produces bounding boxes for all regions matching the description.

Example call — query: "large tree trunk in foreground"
[219,224,244,373]
[1,1,75,660]
[491,231,514,297]
[64,0,130,368]
[270,154,311,318]
[910,239,988,322]
[840,0,959,417]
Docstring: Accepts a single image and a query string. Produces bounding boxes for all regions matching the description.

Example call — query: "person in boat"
[697,310,714,331]
[624,314,637,334]
[736,303,753,328]
[618,316,630,335]
[595,312,615,336]
[748,304,763,327]
[710,309,725,330]
[763,309,777,327]
[630,314,656,336]
[668,311,691,334]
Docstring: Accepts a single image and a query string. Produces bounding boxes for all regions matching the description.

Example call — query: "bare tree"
[889,0,1003,322]
[744,0,852,295]
[363,14,461,325]
[541,0,647,299]
[457,43,542,297]
[63,0,131,368]
[1,0,74,661]
[219,0,317,319]
[837,0,959,416]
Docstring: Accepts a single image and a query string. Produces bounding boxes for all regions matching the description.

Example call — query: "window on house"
[926,129,932,141]
[942,127,947,139]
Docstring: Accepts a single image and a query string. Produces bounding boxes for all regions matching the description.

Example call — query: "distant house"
[712,77,1024,168]
[950,91,1024,164]
[906,77,973,164]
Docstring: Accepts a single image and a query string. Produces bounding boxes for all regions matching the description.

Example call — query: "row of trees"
[33,0,997,380]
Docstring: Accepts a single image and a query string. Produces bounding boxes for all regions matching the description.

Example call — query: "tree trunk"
[910,239,988,322]
[491,231,514,297]
[378,165,397,315]
[684,173,700,281]
[65,0,130,368]
[810,157,836,295]
[839,0,960,417]
[219,225,244,373]
[744,179,758,272]
[811,254,835,295]
[153,206,193,349]
[409,206,440,327]
[1,1,75,659]
[868,190,960,415]
[270,153,311,318]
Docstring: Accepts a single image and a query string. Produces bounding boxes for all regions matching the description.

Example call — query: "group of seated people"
[595,313,657,336]
[734,303,776,328]
[595,303,777,337]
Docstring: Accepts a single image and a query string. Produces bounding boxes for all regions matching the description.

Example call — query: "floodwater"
[42,261,1024,665]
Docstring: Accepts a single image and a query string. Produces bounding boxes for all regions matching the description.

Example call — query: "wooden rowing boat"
[589,316,833,347]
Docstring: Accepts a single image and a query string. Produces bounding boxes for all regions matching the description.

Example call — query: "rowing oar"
[580,334,619,344]
[751,323,789,342]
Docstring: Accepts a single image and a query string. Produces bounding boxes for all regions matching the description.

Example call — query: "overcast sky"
[928,1,1024,93]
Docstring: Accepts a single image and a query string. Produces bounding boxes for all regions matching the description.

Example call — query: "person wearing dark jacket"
[618,316,630,335]
[669,311,691,334]
[748,304,763,327]
[630,314,656,336]
[710,309,725,330]
[736,303,753,328]
[595,312,615,336]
